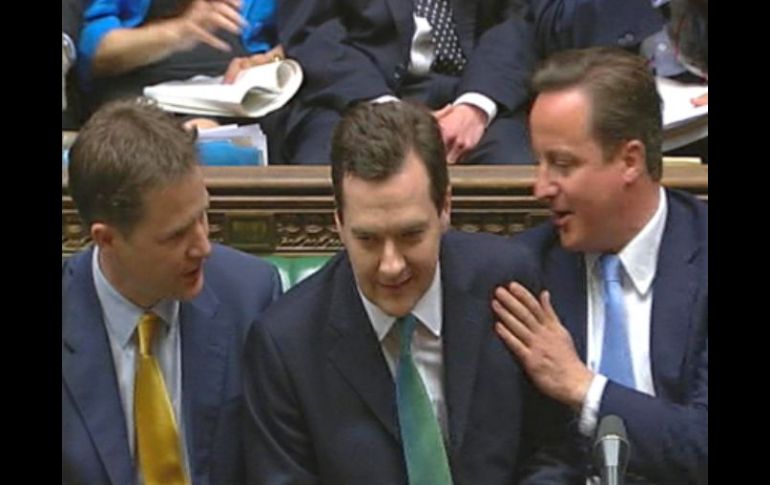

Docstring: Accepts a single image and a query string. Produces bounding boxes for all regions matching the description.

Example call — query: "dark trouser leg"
[282,107,341,165]
[461,108,534,165]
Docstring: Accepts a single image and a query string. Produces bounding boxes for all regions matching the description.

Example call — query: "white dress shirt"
[370,13,497,126]
[358,265,449,440]
[92,247,190,482]
[579,187,668,437]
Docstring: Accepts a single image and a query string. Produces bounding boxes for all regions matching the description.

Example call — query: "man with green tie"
[243,101,544,483]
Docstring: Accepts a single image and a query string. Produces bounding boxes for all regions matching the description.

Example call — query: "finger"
[215,0,243,9]
[446,144,462,165]
[691,92,708,107]
[491,299,533,345]
[210,2,246,31]
[222,58,244,84]
[496,322,531,360]
[495,285,540,330]
[191,24,231,51]
[507,281,546,324]
[245,53,271,67]
[450,141,468,164]
[433,104,453,119]
[539,290,563,329]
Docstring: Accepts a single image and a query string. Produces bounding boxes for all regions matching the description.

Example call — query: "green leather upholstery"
[264,255,332,290]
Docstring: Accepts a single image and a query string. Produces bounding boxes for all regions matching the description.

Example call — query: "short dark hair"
[68,99,199,235]
[531,47,663,181]
[330,102,449,218]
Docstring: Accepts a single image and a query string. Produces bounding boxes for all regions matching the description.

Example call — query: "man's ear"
[91,222,117,250]
[440,187,452,231]
[618,139,647,184]
[334,209,346,244]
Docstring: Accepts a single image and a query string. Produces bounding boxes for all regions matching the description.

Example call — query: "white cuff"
[578,374,608,437]
[453,92,497,126]
[370,95,400,104]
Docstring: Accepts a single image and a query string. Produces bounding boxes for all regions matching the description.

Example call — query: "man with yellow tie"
[62,99,282,484]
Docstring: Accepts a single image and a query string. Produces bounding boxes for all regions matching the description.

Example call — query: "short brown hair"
[330,102,449,218]
[68,99,199,234]
[531,47,663,180]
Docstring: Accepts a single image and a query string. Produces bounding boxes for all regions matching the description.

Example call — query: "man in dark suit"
[276,0,536,165]
[492,47,707,484]
[243,101,542,483]
[530,0,667,57]
[62,99,282,484]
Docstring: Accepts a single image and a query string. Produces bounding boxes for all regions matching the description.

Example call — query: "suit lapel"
[439,238,490,452]
[385,0,416,59]
[650,194,700,396]
[62,250,134,485]
[547,247,589,360]
[442,281,487,453]
[179,284,225,474]
[326,258,400,441]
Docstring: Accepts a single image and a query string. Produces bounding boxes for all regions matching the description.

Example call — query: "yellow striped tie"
[134,312,189,485]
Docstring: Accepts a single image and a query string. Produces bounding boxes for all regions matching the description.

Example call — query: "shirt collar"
[586,186,668,295]
[92,246,180,348]
[359,263,443,342]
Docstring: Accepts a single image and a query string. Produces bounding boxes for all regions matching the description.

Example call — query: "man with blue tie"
[243,101,543,483]
[493,47,707,484]
[62,99,282,484]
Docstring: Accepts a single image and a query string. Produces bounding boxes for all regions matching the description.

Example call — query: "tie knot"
[599,254,623,284]
[397,314,418,356]
[137,312,161,356]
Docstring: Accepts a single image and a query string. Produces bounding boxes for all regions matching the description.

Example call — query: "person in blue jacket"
[78,0,282,114]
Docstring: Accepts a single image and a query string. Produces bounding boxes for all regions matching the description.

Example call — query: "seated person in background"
[243,101,545,483]
[63,0,85,127]
[493,47,707,484]
[63,99,282,484]
[276,0,537,165]
[78,0,283,114]
[666,0,707,98]
[531,0,668,58]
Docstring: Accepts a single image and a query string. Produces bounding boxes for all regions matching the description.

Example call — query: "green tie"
[134,312,189,485]
[395,314,453,485]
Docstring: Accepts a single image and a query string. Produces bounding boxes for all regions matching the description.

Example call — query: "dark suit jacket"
[279,0,535,115]
[62,244,282,485]
[244,230,542,483]
[531,0,666,57]
[516,189,708,484]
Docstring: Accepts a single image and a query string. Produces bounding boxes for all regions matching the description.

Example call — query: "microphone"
[593,414,630,485]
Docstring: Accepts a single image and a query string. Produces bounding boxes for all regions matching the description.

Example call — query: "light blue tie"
[598,255,636,389]
[395,314,453,485]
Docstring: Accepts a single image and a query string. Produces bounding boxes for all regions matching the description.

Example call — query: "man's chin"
[178,272,205,300]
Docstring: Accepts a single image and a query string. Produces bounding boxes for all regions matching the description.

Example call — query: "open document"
[656,77,708,152]
[144,59,303,118]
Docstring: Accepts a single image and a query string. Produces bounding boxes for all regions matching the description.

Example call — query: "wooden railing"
[62,162,707,257]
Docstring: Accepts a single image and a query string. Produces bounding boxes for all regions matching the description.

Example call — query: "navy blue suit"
[243,230,543,483]
[531,0,667,57]
[516,189,708,484]
[62,244,282,485]
[276,0,536,164]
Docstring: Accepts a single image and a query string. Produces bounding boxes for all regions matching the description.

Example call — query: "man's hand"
[432,103,487,164]
[223,45,285,84]
[691,92,708,107]
[492,282,593,410]
[172,0,246,52]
